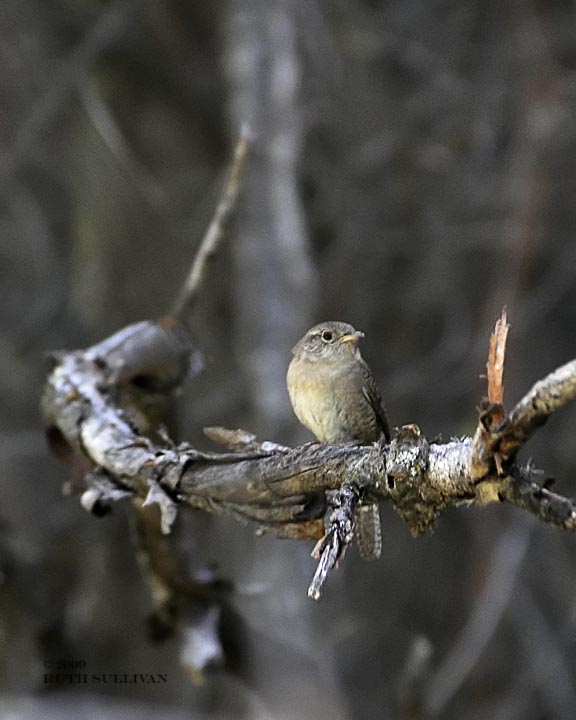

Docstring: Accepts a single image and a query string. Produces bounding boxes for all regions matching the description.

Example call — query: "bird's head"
[291,321,365,362]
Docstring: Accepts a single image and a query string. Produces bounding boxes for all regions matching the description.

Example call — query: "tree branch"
[170,125,253,322]
[42,314,576,598]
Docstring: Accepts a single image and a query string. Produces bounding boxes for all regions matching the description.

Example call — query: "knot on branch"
[387,425,434,536]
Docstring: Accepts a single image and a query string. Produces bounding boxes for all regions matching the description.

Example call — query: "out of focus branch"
[42,133,253,676]
[424,519,533,717]
[170,126,252,322]
[1,0,138,188]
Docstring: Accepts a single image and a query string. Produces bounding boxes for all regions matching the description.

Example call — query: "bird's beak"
[339,330,364,344]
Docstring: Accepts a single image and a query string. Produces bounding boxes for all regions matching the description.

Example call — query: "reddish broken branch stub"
[486,307,510,417]
[471,309,511,482]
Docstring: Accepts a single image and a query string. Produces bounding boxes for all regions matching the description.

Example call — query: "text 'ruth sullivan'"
[44,673,168,685]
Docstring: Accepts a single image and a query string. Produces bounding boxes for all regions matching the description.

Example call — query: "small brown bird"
[287,321,390,559]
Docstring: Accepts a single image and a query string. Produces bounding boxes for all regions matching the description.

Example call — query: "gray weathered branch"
[42,320,576,598]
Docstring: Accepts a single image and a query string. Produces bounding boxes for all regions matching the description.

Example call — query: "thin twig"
[170,126,253,321]
[424,519,533,717]
[0,0,137,189]
[507,584,576,720]
[81,79,164,207]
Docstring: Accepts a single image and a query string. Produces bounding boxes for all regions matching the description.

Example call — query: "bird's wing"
[360,360,391,442]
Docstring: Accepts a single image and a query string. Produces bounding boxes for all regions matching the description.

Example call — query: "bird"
[286,321,390,559]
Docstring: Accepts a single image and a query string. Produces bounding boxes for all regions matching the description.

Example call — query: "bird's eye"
[321,330,333,342]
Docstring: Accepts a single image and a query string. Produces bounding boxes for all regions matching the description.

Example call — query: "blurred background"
[2,1,576,718]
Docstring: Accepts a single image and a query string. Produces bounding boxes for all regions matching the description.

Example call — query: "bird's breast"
[287,357,379,443]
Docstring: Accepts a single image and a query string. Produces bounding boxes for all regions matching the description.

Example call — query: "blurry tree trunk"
[219,4,350,717]
[222,0,318,439]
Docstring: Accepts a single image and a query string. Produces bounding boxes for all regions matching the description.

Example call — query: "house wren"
[287,321,390,559]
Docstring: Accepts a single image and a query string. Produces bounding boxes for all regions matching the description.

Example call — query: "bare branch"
[41,315,576,598]
[130,500,230,681]
[170,126,253,322]
[507,585,576,720]
[498,465,576,530]
[502,359,576,459]
[1,0,138,188]
[424,519,532,717]
[80,78,164,207]
[471,354,576,506]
